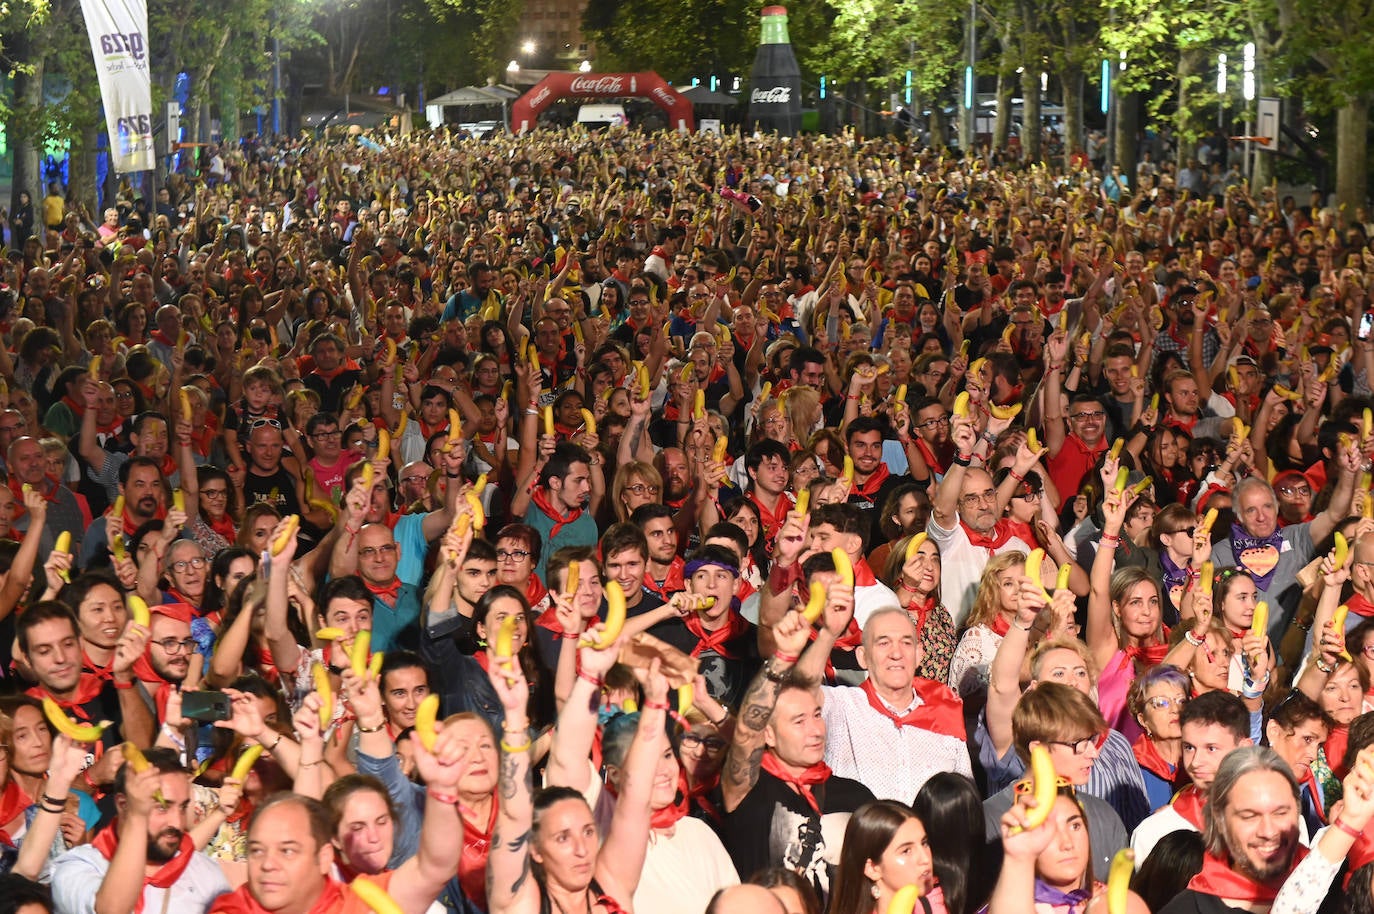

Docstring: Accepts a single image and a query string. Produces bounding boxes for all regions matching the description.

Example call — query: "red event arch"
[511,72,694,134]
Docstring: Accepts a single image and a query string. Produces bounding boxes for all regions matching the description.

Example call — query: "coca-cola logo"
[530,86,552,108]
[570,75,625,95]
[751,86,791,104]
[652,87,676,107]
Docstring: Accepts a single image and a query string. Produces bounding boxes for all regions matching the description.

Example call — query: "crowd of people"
[1,122,1374,914]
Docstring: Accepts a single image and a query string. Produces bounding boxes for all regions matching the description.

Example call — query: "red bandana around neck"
[364,577,403,604]
[683,611,751,659]
[1131,734,1178,784]
[531,487,583,540]
[1346,592,1374,618]
[850,463,891,501]
[859,677,965,738]
[28,674,107,717]
[211,878,347,914]
[1171,784,1205,829]
[759,751,832,815]
[1187,847,1307,903]
[650,773,692,831]
[92,820,198,913]
[961,518,1017,551]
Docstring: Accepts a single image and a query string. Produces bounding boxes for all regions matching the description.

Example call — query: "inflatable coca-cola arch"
[511,72,694,134]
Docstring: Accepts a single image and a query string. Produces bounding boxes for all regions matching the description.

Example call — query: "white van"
[577,104,628,129]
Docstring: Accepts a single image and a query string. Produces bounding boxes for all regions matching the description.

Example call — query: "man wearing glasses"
[128,602,196,715]
[304,412,359,498]
[1043,360,1112,513]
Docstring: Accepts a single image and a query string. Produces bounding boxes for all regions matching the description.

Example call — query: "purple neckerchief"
[1033,879,1094,913]
[1229,521,1285,590]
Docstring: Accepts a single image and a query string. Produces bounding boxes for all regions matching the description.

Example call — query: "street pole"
[961,0,977,153]
[272,34,282,136]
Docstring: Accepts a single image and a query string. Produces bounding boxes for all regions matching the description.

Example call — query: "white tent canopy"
[426,85,520,129]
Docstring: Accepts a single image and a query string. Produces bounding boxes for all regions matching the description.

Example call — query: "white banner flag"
[80,0,154,173]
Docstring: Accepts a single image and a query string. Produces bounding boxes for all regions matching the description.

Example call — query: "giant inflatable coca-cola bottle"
[746,5,802,136]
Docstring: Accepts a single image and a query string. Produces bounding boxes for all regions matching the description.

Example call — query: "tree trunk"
[1061,67,1084,169]
[10,34,45,221]
[1020,67,1042,164]
[67,126,99,218]
[1115,91,1139,172]
[1174,48,1205,168]
[1335,96,1369,210]
[994,69,1013,151]
[930,104,947,148]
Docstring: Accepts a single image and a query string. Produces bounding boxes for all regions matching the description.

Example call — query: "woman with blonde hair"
[948,551,1027,707]
[609,460,663,523]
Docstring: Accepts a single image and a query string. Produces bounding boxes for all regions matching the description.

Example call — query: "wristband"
[355,718,386,734]
[764,660,790,683]
[40,793,67,813]
[1100,533,1120,547]
[1316,657,1336,674]
[1009,469,1025,483]
[767,561,804,597]
[500,737,532,753]
[951,452,972,467]
[773,651,800,665]
[1013,620,1033,632]
[1184,630,1205,647]
[577,670,605,690]
[1335,818,1366,840]
[428,790,460,805]
[112,678,135,690]
[642,700,670,711]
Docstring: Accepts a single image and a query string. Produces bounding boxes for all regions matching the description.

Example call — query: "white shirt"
[51,843,230,914]
[632,816,739,914]
[926,514,1033,628]
[1131,799,1309,869]
[822,684,973,801]
[853,580,903,628]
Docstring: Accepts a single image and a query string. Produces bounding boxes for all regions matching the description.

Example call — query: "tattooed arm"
[720,608,813,814]
[485,656,538,914]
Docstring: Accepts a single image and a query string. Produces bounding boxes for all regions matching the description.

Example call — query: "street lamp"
[579,60,591,72]
[521,39,536,56]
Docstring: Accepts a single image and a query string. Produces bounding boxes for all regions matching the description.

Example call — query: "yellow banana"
[349,877,406,914]
[1106,848,1135,914]
[1026,428,1040,452]
[360,462,375,491]
[1025,548,1051,600]
[1334,604,1354,661]
[448,409,463,445]
[832,548,854,586]
[584,582,627,649]
[1056,563,1072,592]
[887,884,924,914]
[1200,508,1219,535]
[41,697,107,743]
[712,436,729,463]
[543,405,555,437]
[580,408,597,435]
[1020,744,1059,829]
[465,491,486,530]
[802,580,826,624]
[414,693,440,750]
[377,427,391,461]
[1130,476,1153,496]
[1334,531,1350,568]
[180,388,194,420]
[350,630,370,678]
[89,354,102,377]
[694,389,706,419]
[368,651,384,678]
[895,384,908,404]
[1114,468,1130,494]
[1251,601,1269,639]
[1200,561,1214,595]
[172,488,185,516]
[473,473,488,495]
[1149,393,1160,413]
[677,683,694,716]
[904,532,928,562]
[794,488,810,515]
[564,560,580,597]
[638,363,651,399]
[123,741,150,772]
[953,392,970,418]
[315,627,346,642]
[271,515,299,556]
[1272,384,1301,401]
[230,744,265,781]
[128,595,151,628]
[840,456,854,491]
[988,401,1023,420]
[1108,438,1124,460]
[312,663,333,730]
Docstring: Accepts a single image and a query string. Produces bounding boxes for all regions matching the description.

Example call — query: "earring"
[871,884,881,900]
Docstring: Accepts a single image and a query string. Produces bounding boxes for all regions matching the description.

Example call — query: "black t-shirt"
[646,616,760,710]
[242,465,303,516]
[1158,890,1250,914]
[723,768,874,906]
[845,469,912,546]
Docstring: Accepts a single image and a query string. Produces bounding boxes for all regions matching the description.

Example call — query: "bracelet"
[1184,630,1205,647]
[1008,469,1025,483]
[298,759,325,768]
[773,651,799,664]
[643,700,670,711]
[40,793,67,812]
[1335,818,1366,840]
[356,718,387,734]
[951,452,972,467]
[264,731,285,751]
[445,471,462,478]
[559,631,580,639]
[1316,657,1336,674]
[112,678,135,690]
[500,736,532,753]
[1240,681,1265,700]
[428,790,460,805]
[763,660,789,683]
[83,769,100,792]
[524,408,539,415]
[1100,533,1120,547]
[577,670,605,689]
[1013,620,1033,632]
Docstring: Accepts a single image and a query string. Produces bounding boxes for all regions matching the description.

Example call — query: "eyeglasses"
[1045,735,1100,756]
[402,475,429,485]
[202,488,229,499]
[1172,526,1196,538]
[629,299,650,306]
[170,557,207,573]
[358,543,398,559]
[1146,695,1188,711]
[1069,410,1106,421]
[916,415,950,430]
[1012,490,1042,501]
[152,637,198,654]
[960,490,998,506]
[680,733,728,752]
[497,549,531,562]
[312,430,341,439]
[624,483,660,496]
[1277,486,1312,497]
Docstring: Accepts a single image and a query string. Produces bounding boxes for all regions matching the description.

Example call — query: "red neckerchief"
[1131,734,1179,784]
[1165,411,1199,433]
[651,772,692,831]
[149,329,177,348]
[531,487,583,540]
[8,475,59,519]
[859,677,966,738]
[683,611,751,659]
[0,778,32,843]
[364,577,402,604]
[1328,725,1351,780]
[686,772,723,825]
[207,512,237,542]
[524,575,548,608]
[83,648,115,680]
[1065,432,1108,465]
[907,594,937,634]
[759,751,832,815]
[92,820,197,913]
[62,394,86,419]
[989,614,1013,637]
[27,675,106,719]
[912,437,947,476]
[1301,769,1326,823]
[645,556,686,600]
[748,490,792,546]
[1172,784,1206,829]
[1122,641,1171,668]
[458,799,498,910]
[535,605,564,635]
[418,418,449,440]
[850,463,891,502]
[1346,592,1374,617]
[1004,519,1037,547]
[130,603,194,719]
[310,364,349,384]
[961,518,1017,551]
[210,878,347,914]
[1187,847,1307,903]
